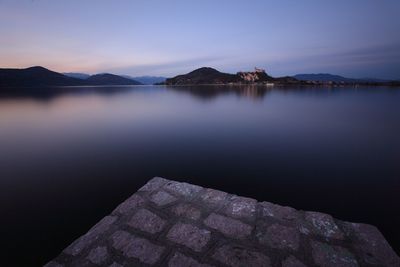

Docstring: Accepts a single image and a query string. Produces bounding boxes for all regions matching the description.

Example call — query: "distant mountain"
[293,73,390,83]
[86,73,142,85]
[2,66,396,88]
[63,72,90,80]
[165,67,299,85]
[0,66,142,87]
[165,67,241,85]
[0,66,85,87]
[128,76,166,85]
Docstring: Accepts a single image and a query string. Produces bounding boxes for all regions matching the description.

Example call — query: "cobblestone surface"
[127,208,166,234]
[204,213,252,239]
[47,177,400,267]
[166,223,211,252]
[257,223,299,250]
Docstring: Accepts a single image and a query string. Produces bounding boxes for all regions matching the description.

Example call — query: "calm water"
[0,85,399,266]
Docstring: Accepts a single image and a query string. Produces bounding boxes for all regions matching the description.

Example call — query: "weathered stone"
[43,261,63,267]
[298,223,311,235]
[167,223,211,252]
[49,178,399,267]
[113,194,145,215]
[311,241,359,267]
[200,188,227,207]
[305,211,344,240]
[224,195,257,220]
[344,222,400,266]
[259,201,298,221]
[111,230,164,265]
[171,203,201,220]
[282,255,308,267]
[212,244,271,267]
[86,246,109,265]
[164,180,202,197]
[139,177,168,192]
[128,208,166,234]
[257,223,299,250]
[150,191,177,206]
[204,213,252,239]
[168,252,214,267]
[64,216,117,256]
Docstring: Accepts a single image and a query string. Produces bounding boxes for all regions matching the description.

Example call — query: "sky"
[1,0,400,79]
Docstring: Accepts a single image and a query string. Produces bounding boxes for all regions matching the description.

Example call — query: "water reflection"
[0,85,141,101]
[166,85,272,100]
[1,84,396,103]
[166,85,398,101]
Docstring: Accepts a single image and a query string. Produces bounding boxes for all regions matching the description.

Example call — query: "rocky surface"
[46,177,400,267]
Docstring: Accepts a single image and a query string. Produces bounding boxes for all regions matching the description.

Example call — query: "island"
[163,67,400,86]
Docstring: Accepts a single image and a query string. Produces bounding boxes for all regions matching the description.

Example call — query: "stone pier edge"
[45,177,400,267]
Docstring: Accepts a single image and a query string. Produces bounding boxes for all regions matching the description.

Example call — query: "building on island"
[237,67,268,83]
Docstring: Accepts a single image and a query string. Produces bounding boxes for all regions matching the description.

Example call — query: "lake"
[0,85,399,266]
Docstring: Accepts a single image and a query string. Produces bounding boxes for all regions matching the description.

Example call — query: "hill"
[293,73,390,83]
[165,67,241,85]
[63,72,91,79]
[165,67,299,85]
[0,67,142,87]
[86,73,142,85]
[0,66,85,87]
[130,76,166,85]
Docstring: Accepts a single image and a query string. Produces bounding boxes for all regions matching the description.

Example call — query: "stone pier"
[46,177,399,267]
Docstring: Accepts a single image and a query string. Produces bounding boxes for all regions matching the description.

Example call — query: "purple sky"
[1,0,399,79]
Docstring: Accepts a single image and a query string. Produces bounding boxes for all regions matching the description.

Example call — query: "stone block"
[167,223,211,252]
[259,201,298,221]
[224,195,257,220]
[282,255,308,267]
[311,241,358,267]
[150,191,177,206]
[171,203,201,220]
[344,222,400,266]
[139,177,168,192]
[212,244,271,267]
[128,208,166,234]
[257,223,299,250]
[113,194,145,215]
[164,181,203,197]
[86,246,109,265]
[204,213,252,239]
[168,252,214,267]
[305,211,344,240]
[111,230,165,265]
[200,188,227,207]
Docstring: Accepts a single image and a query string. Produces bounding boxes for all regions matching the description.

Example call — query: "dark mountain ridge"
[165,67,299,85]
[127,76,167,85]
[86,73,141,85]
[63,72,91,80]
[165,67,399,86]
[166,67,241,85]
[293,73,391,83]
[0,67,142,87]
[2,66,398,88]
[0,66,86,87]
